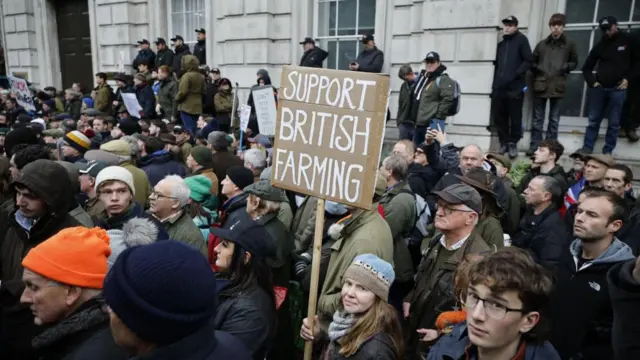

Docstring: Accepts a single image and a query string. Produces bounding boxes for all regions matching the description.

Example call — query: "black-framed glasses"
[150,191,177,201]
[462,292,526,320]
[435,202,474,216]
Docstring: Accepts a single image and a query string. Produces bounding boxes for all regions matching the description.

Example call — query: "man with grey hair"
[378,154,417,313]
[208,131,243,196]
[404,183,489,359]
[150,175,206,255]
[244,148,267,182]
[513,175,567,274]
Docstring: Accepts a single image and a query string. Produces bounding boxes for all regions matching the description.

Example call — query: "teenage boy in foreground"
[427,247,560,360]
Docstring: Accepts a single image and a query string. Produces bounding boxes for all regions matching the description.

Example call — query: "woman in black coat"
[133,73,156,119]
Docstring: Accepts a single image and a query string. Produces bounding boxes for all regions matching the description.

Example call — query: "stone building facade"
[1,0,638,158]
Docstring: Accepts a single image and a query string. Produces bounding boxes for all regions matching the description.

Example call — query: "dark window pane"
[318,1,337,37]
[634,1,640,21]
[566,0,596,23]
[337,41,359,70]
[597,0,632,22]
[358,0,376,34]
[565,29,593,69]
[337,0,357,36]
[326,40,337,69]
[560,73,585,117]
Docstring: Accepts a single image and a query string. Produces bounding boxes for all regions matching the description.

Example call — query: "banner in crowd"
[271,66,389,209]
[121,93,142,118]
[239,104,251,132]
[8,76,35,112]
[251,85,277,135]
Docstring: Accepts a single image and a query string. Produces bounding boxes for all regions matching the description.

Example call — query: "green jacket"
[503,184,521,235]
[258,212,293,287]
[417,71,455,126]
[472,215,504,250]
[121,162,152,209]
[291,196,317,253]
[94,83,113,113]
[157,77,178,119]
[379,182,416,282]
[318,207,393,327]
[163,211,207,256]
[397,81,413,126]
[175,55,205,115]
[214,91,237,125]
[277,199,293,230]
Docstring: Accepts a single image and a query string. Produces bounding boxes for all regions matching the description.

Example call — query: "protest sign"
[121,93,142,118]
[239,104,251,132]
[271,66,389,210]
[251,85,277,135]
[8,76,35,111]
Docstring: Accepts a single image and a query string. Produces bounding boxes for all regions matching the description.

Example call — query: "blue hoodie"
[427,323,561,360]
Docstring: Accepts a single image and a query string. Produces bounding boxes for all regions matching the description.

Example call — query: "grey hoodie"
[569,238,635,270]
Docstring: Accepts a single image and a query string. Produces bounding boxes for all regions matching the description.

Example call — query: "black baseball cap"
[299,37,315,45]
[78,160,109,178]
[433,183,483,215]
[599,16,618,31]
[424,51,440,62]
[173,125,184,134]
[137,39,150,45]
[362,34,374,43]
[209,212,277,259]
[154,38,166,44]
[170,35,184,42]
[502,15,519,26]
[195,28,206,34]
[211,68,220,74]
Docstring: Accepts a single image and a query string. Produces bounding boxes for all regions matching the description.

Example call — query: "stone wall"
[2,0,40,85]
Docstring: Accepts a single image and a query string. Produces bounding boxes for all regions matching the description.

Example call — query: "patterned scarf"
[327,310,357,342]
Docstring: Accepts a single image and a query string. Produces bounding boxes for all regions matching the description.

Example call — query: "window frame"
[167,0,206,45]
[312,0,377,70]
[560,0,640,123]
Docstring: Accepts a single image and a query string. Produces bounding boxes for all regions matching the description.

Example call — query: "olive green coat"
[175,55,205,115]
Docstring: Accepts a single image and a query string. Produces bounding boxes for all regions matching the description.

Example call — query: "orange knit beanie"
[22,227,111,289]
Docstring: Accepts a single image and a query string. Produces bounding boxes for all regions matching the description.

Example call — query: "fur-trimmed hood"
[107,217,160,269]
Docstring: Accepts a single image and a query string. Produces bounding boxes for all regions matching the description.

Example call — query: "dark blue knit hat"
[103,240,218,345]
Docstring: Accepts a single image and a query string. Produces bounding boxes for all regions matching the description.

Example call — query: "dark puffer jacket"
[0,160,81,360]
[299,46,329,68]
[172,44,192,79]
[607,259,640,360]
[138,150,187,187]
[323,332,398,360]
[32,297,127,360]
[492,30,533,95]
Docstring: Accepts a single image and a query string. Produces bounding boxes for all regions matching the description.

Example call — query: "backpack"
[436,75,461,116]
[398,189,431,238]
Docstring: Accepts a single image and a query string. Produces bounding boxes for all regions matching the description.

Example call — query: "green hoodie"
[175,54,205,115]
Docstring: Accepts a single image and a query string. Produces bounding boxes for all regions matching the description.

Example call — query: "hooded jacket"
[32,297,127,360]
[493,30,533,94]
[256,212,293,287]
[172,44,192,78]
[355,46,384,73]
[65,96,83,121]
[0,160,81,360]
[194,39,206,65]
[93,82,114,114]
[549,238,635,360]
[607,259,640,360]
[299,46,329,68]
[414,65,455,126]
[247,69,273,134]
[427,323,561,360]
[155,48,174,68]
[214,84,236,126]
[135,82,156,118]
[133,48,156,71]
[175,55,205,115]
[157,76,178,119]
[379,181,416,282]
[139,150,187,187]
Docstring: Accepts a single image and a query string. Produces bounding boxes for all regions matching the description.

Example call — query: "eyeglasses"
[435,202,474,216]
[462,292,526,320]
[150,191,177,201]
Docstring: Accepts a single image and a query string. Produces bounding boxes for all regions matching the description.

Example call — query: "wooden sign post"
[270,66,389,360]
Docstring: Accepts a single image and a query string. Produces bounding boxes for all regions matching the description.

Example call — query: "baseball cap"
[78,160,110,178]
[209,213,276,259]
[433,183,483,215]
[195,28,206,34]
[172,125,184,134]
[424,51,440,62]
[502,15,519,26]
[362,34,374,43]
[154,37,166,44]
[137,39,150,45]
[486,153,512,171]
[599,16,618,31]
[584,154,615,168]
[211,68,220,74]
[170,35,184,42]
[299,37,315,45]
[248,134,272,148]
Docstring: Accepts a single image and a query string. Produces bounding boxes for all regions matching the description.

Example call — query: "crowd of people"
[0,12,637,360]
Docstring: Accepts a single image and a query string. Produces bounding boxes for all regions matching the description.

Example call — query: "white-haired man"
[244,148,267,183]
[150,175,206,255]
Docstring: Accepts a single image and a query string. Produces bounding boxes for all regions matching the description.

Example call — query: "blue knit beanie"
[103,240,218,344]
[343,254,395,301]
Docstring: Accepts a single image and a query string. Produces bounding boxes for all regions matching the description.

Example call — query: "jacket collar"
[569,237,635,270]
[131,322,219,360]
[545,33,566,44]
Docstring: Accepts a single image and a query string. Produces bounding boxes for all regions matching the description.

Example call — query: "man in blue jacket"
[133,39,156,72]
[351,34,384,73]
[491,16,533,160]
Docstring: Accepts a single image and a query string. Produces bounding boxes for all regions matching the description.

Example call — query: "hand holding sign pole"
[270,66,389,360]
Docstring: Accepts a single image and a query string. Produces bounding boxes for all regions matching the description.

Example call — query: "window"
[314,0,376,70]
[560,0,640,118]
[169,0,205,44]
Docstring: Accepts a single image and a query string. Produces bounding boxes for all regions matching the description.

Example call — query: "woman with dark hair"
[210,215,277,360]
[214,78,236,133]
[300,254,404,360]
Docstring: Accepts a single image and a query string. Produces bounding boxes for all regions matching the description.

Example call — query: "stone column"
[2,0,40,86]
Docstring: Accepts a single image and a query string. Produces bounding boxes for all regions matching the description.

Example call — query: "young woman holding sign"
[300,254,404,360]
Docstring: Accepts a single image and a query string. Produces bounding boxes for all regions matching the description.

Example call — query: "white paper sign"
[239,104,251,132]
[122,93,142,118]
[251,85,277,136]
[8,76,35,111]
